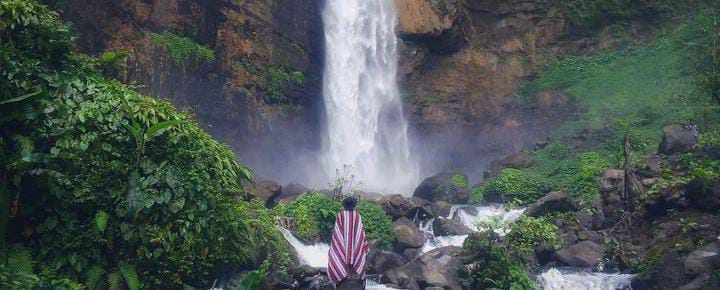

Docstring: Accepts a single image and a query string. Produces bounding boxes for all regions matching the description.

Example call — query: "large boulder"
[525,191,578,217]
[658,125,697,155]
[632,250,688,290]
[383,246,465,290]
[412,171,469,204]
[432,217,473,236]
[248,179,282,206]
[684,242,720,276]
[367,249,408,275]
[484,151,533,179]
[393,217,427,250]
[685,179,720,213]
[553,241,604,267]
[381,194,433,221]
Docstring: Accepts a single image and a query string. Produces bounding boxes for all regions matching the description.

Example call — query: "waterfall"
[321,0,418,194]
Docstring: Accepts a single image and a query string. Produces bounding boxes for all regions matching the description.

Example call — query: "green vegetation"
[450,173,469,188]
[276,192,342,242]
[264,66,304,103]
[556,0,718,29]
[505,216,561,255]
[277,193,394,248]
[471,168,543,205]
[151,31,216,65]
[460,231,538,290]
[1,1,288,288]
[356,201,395,249]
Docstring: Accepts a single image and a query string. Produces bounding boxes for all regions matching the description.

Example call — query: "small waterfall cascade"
[321,0,418,194]
[279,228,329,268]
[538,268,634,290]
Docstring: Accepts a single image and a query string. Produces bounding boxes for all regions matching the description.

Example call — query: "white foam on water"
[420,204,525,253]
[538,268,634,290]
[367,278,405,290]
[279,228,329,268]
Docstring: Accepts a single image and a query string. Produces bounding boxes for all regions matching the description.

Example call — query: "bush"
[277,192,341,242]
[505,216,561,256]
[151,31,216,65]
[472,169,543,205]
[460,231,538,290]
[264,66,304,103]
[1,2,287,288]
[356,201,395,249]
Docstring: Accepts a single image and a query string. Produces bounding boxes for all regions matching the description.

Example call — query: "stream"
[279,203,634,290]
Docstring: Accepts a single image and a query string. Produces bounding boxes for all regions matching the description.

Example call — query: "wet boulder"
[367,249,408,275]
[381,194,433,221]
[248,179,282,206]
[432,217,473,236]
[431,200,452,218]
[393,217,427,250]
[632,250,688,290]
[658,125,697,155]
[684,242,720,276]
[685,178,720,213]
[383,246,465,290]
[412,171,470,204]
[525,191,578,217]
[553,240,604,267]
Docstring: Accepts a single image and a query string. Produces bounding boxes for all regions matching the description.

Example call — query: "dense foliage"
[505,216,561,255]
[277,193,395,248]
[356,201,395,249]
[460,231,538,290]
[276,192,342,242]
[264,66,304,103]
[1,1,288,288]
[151,31,216,66]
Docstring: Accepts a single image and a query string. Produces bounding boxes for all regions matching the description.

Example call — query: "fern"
[86,265,105,290]
[6,244,34,274]
[108,271,123,290]
[119,263,142,290]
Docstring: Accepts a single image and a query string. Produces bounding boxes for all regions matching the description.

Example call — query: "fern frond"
[7,244,34,274]
[119,263,141,290]
[108,271,122,290]
[86,264,105,290]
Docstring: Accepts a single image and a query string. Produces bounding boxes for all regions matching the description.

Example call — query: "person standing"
[328,197,369,290]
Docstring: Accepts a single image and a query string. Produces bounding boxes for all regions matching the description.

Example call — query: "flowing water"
[279,228,330,268]
[538,268,634,290]
[321,0,418,194]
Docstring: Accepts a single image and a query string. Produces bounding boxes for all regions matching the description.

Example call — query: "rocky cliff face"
[396,0,655,177]
[54,0,655,183]
[55,0,325,181]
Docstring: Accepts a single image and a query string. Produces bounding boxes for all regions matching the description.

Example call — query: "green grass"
[520,14,720,144]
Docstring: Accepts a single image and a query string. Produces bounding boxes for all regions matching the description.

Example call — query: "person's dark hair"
[342,196,357,210]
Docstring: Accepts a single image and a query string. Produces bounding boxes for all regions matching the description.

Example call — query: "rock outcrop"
[553,240,604,267]
[658,125,698,155]
[393,217,427,250]
[412,171,469,204]
[432,217,473,236]
[383,246,465,290]
[525,191,577,217]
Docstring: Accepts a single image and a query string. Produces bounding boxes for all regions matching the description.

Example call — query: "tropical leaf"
[238,165,255,183]
[86,265,105,290]
[108,271,122,290]
[144,119,180,140]
[0,90,41,105]
[95,210,108,233]
[6,244,33,274]
[119,263,141,290]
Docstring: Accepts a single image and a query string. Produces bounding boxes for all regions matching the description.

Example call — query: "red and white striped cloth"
[328,210,369,284]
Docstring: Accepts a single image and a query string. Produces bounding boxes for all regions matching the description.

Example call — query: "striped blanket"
[328,210,369,284]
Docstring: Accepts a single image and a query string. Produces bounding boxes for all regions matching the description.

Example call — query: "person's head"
[342,196,357,211]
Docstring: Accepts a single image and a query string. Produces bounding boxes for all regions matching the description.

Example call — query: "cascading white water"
[321,0,418,194]
[279,228,330,268]
[538,268,634,290]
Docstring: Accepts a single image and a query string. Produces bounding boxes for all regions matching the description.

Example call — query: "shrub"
[264,66,304,103]
[1,2,286,288]
[151,31,216,65]
[277,192,341,242]
[356,201,394,249]
[505,216,561,256]
[460,231,538,290]
[473,169,543,205]
[450,173,468,188]
[698,128,720,150]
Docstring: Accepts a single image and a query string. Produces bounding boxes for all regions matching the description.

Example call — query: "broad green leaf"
[0,90,41,105]
[145,119,180,140]
[95,210,108,233]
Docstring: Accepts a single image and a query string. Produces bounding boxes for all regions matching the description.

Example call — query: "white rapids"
[420,204,526,253]
[321,0,418,194]
[538,268,634,290]
[279,228,329,268]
